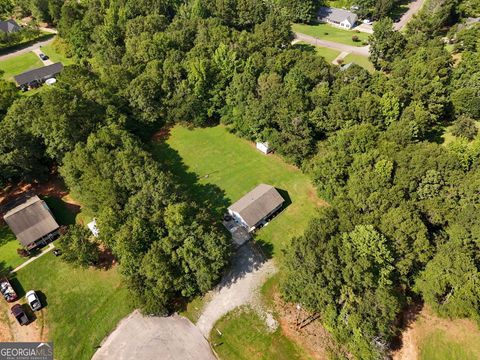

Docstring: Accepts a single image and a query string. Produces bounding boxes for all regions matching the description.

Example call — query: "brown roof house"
[228,184,284,232]
[3,196,60,250]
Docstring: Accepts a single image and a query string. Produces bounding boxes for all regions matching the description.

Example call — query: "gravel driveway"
[196,243,277,337]
[92,311,216,360]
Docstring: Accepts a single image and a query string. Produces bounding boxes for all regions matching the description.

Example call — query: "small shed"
[256,141,271,155]
[87,219,99,237]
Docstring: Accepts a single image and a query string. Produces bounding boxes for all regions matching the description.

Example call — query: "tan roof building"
[228,184,284,231]
[3,196,59,249]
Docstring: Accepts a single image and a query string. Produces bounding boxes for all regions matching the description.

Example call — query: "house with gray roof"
[228,184,284,232]
[317,6,358,29]
[14,62,63,88]
[3,195,60,250]
[0,19,21,33]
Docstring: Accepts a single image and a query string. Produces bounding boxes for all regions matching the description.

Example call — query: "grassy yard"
[294,42,341,63]
[0,226,23,272]
[40,43,75,66]
[210,307,311,360]
[420,329,480,360]
[292,23,369,47]
[0,52,43,81]
[344,53,374,72]
[153,125,322,256]
[13,255,133,360]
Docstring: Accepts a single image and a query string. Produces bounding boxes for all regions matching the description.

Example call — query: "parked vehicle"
[11,304,29,325]
[39,53,49,61]
[26,290,41,311]
[0,278,18,302]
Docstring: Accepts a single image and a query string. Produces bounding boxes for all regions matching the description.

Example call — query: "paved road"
[92,311,216,360]
[394,0,426,31]
[294,32,370,56]
[196,243,277,337]
[0,37,55,61]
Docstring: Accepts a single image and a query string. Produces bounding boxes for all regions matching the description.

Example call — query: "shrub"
[324,32,329,35]
[451,115,478,140]
[352,35,360,42]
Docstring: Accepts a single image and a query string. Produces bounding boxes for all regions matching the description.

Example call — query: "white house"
[317,7,358,30]
[228,184,284,232]
[256,141,271,155]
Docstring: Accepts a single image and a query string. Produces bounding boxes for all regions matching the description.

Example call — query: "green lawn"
[13,255,133,360]
[420,330,479,360]
[292,23,369,47]
[152,125,321,256]
[0,226,23,272]
[210,307,311,360]
[40,43,75,66]
[344,53,375,72]
[294,42,341,63]
[0,52,43,81]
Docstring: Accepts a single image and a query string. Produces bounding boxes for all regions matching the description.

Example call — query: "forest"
[0,0,479,358]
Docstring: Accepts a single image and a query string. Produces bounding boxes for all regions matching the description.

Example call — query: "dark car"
[39,53,49,61]
[11,304,29,325]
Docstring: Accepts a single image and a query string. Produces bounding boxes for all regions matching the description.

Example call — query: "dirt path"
[394,0,426,31]
[0,300,48,343]
[196,243,277,337]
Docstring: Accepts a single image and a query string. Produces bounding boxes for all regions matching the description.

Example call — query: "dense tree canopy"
[0,0,479,355]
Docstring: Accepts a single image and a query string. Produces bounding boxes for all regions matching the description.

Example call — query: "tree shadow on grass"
[150,141,231,220]
[293,43,317,53]
[41,196,80,226]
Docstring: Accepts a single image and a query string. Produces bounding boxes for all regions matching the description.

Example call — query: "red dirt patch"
[151,127,172,142]
[270,288,351,360]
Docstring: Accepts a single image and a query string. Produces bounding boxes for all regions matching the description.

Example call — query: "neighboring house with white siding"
[317,7,358,30]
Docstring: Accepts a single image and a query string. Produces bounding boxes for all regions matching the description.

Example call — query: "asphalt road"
[394,0,426,31]
[0,37,55,61]
[91,311,216,360]
[294,32,370,56]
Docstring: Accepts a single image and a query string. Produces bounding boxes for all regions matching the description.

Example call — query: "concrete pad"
[92,311,216,360]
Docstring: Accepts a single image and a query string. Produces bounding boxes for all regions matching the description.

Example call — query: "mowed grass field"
[153,125,322,256]
[344,53,375,72]
[14,255,133,360]
[292,23,369,46]
[420,330,479,360]
[0,226,23,271]
[0,52,43,81]
[294,42,341,63]
[210,307,311,360]
[40,43,75,66]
